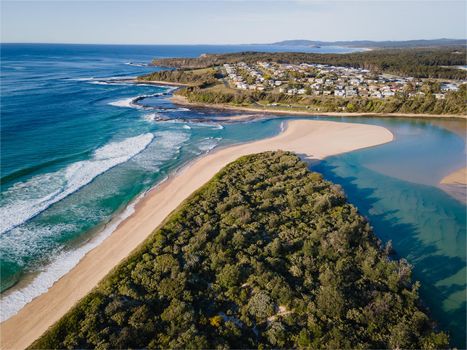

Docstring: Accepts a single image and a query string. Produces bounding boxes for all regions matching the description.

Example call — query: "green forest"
[32,152,449,349]
[177,84,467,115]
[151,47,467,79]
[138,67,219,87]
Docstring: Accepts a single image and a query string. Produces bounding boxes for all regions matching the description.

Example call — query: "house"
[441,83,459,91]
[371,91,383,99]
[358,88,370,97]
[334,89,345,97]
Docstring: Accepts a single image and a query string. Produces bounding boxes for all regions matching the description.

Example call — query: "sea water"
[1,44,465,347]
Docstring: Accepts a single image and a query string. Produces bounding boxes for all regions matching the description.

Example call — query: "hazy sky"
[1,0,465,44]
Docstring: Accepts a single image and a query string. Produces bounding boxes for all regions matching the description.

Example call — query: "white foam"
[133,130,190,171]
[0,134,154,234]
[143,113,158,122]
[164,86,178,93]
[170,107,190,112]
[183,124,191,130]
[72,76,137,86]
[108,93,164,109]
[70,77,95,81]
[90,80,132,86]
[0,192,144,322]
[197,137,221,153]
[124,62,149,67]
[108,97,138,108]
[182,122,225,129]
[0,129,195,320]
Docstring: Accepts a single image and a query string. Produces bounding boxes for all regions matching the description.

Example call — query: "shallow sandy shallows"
[441,167,467,186]
[440,167,467,203]
[0,120,393,350]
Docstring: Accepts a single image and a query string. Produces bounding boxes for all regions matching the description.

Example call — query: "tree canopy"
[31,152,449,349]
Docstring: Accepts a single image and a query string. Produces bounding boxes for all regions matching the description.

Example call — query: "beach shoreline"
[170,94,467,120]
[0,120,394,349]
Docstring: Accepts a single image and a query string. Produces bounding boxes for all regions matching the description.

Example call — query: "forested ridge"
[32,152,449,349]
[151,47,467,79]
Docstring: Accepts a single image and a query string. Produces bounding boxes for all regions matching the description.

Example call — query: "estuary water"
[0,44,465,346]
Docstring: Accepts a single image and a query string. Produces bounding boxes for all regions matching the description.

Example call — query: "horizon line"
[1,38,466,46]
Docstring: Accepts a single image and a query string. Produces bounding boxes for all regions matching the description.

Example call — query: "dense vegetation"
[152,47,467,79]
[138,67,219,87]
[32,152,449,349]
[178,83,467,115]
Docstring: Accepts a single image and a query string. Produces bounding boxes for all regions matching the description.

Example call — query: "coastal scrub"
[31,151,449,349]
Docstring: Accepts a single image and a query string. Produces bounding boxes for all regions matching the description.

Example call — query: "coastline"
[170,95,467,120]
[0,120,394,350]
[132,79,190,87]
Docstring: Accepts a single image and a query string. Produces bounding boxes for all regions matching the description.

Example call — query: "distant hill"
[271,38,466,48]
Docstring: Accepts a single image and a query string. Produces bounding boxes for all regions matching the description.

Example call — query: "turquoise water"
[312,117,466,347]
[0,44,286,319]
[1,44,466,346]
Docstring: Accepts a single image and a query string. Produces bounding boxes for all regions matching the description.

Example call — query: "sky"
[1,0,466,44]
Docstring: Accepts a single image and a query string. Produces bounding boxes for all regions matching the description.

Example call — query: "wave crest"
[0,134,154,234]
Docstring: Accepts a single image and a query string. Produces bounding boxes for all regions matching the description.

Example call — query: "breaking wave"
[197,137,221,153]
[0,134,154,234]
[0,193,143,322]
[108,93,165,109]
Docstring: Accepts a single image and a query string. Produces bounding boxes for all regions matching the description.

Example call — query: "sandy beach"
[170,95,467,119]
[440,167,467,203]
[0,120,393,349]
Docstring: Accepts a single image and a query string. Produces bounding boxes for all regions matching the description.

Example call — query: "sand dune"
[0,120,393,350]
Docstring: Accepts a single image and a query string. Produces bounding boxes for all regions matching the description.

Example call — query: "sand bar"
[0,120,393,349]
[440,167,467,203]
[441,167,467,186]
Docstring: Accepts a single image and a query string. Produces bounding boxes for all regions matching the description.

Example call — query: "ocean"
[0,44,465,346]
